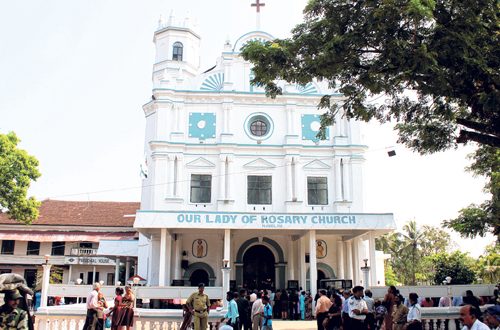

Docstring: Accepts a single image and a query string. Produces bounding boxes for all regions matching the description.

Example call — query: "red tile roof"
[0,200,140,227]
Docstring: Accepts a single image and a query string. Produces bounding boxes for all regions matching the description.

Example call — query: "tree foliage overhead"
[241,0,499,153]
[443,145,500,237]
[0,132,41,224]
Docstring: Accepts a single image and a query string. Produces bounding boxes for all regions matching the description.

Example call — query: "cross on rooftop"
[251,0,265,13]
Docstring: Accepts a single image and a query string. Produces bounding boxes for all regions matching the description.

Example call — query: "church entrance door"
[189,269,209,287]
[243,245,275,291]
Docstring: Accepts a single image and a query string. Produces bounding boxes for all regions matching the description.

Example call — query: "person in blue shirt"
[262,295,273,330]
[223,291,239,329]
[299,291,306,320]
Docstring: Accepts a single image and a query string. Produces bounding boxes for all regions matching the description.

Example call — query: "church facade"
[134,16,395,294]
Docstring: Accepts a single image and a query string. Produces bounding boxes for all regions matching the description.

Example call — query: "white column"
[222,103,230,133]
[159,228,167,286]
[224,229,231,262]
[291,158,297,200]
[288,238,295,280]
[92,266,96,283]
[175,104,182,132]
[165,234,172,286]
[68,265,72,284]
[125,258,131,283]
[115,257,121,285]
[40,264,52,308]
[369,234,377,286]
[353,238,360,285]
[225,157,232,199]
[346,241,353,280]
[223,229,231,308]
[174,235,183,280]
[337,240,345,279]
[335,158,343,201]
[343,158,351,201]
[299,235,306,291]
[309,230,317,316]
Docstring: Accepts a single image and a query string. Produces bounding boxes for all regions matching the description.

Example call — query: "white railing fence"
[35,306,225,330]
[368,284,495,300]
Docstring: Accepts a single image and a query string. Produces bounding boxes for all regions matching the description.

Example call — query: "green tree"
[443,146,500,238]
[431,251,476,285]
[376,221,452,284]
[241,0,500,238]
[475,244,500,284]
[0,132,41,224]
[242,0,499,151]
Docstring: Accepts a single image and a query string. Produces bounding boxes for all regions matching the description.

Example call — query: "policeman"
[186,283,210,330]
[0,289,28,330]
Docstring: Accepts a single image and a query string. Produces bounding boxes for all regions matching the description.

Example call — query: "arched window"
[172,42,183,61]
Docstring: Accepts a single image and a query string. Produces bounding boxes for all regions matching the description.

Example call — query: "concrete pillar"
[115,257,121,285]
[92,266,96,284]
[68,265,72,284]
[299,235,306,291]
[125,259,131,283]
[346,241,353,280]
[369,234,377,286]
[337,240,345,279]
[309,230,317,316]
[288,238,295,280]
[174,234,183,280]
[159,228,167,286]
[40,264,52,308]
[353,238,360,285]
[222,229,231,308]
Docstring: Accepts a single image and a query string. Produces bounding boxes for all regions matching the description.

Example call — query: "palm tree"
[400,220,425,285]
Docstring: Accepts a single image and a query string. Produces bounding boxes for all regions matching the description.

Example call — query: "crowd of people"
[183,284,500,330]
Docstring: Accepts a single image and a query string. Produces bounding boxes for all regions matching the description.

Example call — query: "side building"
[0,200,139,289]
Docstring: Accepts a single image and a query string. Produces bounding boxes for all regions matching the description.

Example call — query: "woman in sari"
[120,286,135,330]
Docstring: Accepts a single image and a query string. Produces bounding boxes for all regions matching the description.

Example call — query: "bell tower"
[152,13,201,88]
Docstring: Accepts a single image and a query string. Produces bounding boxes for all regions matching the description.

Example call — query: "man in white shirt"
[82,282,101,330]
[460,305,489,330]
[348,286,368,330]
[251,292,264,330]
[407,293,422,330]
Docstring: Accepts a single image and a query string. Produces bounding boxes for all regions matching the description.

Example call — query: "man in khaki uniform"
[186,283,210,330]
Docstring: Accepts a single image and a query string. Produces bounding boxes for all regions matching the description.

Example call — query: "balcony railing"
[70,248,97,256]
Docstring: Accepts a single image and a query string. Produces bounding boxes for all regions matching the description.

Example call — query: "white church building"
[134,11,395,295]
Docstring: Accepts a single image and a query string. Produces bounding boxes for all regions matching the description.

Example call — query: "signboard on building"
[65,256,116,265]
[135,211,396,230]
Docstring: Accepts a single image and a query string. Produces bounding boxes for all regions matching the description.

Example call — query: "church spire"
[251,0,265,30]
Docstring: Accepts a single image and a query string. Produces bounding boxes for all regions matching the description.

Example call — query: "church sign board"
[135,211,396,230]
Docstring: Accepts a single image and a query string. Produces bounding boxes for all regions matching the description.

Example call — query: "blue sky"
[0,0,493,257]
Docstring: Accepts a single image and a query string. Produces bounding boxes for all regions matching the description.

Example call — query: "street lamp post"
[360,259,371,287]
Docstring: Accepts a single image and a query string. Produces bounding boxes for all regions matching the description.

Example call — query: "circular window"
[244,113,274,140]
[250,119,268,137]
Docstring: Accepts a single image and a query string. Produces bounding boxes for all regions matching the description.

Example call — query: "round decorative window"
[250,119,268,137]
[244,113,274,140]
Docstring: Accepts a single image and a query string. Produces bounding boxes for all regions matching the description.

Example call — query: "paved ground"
[272,320,316,330]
